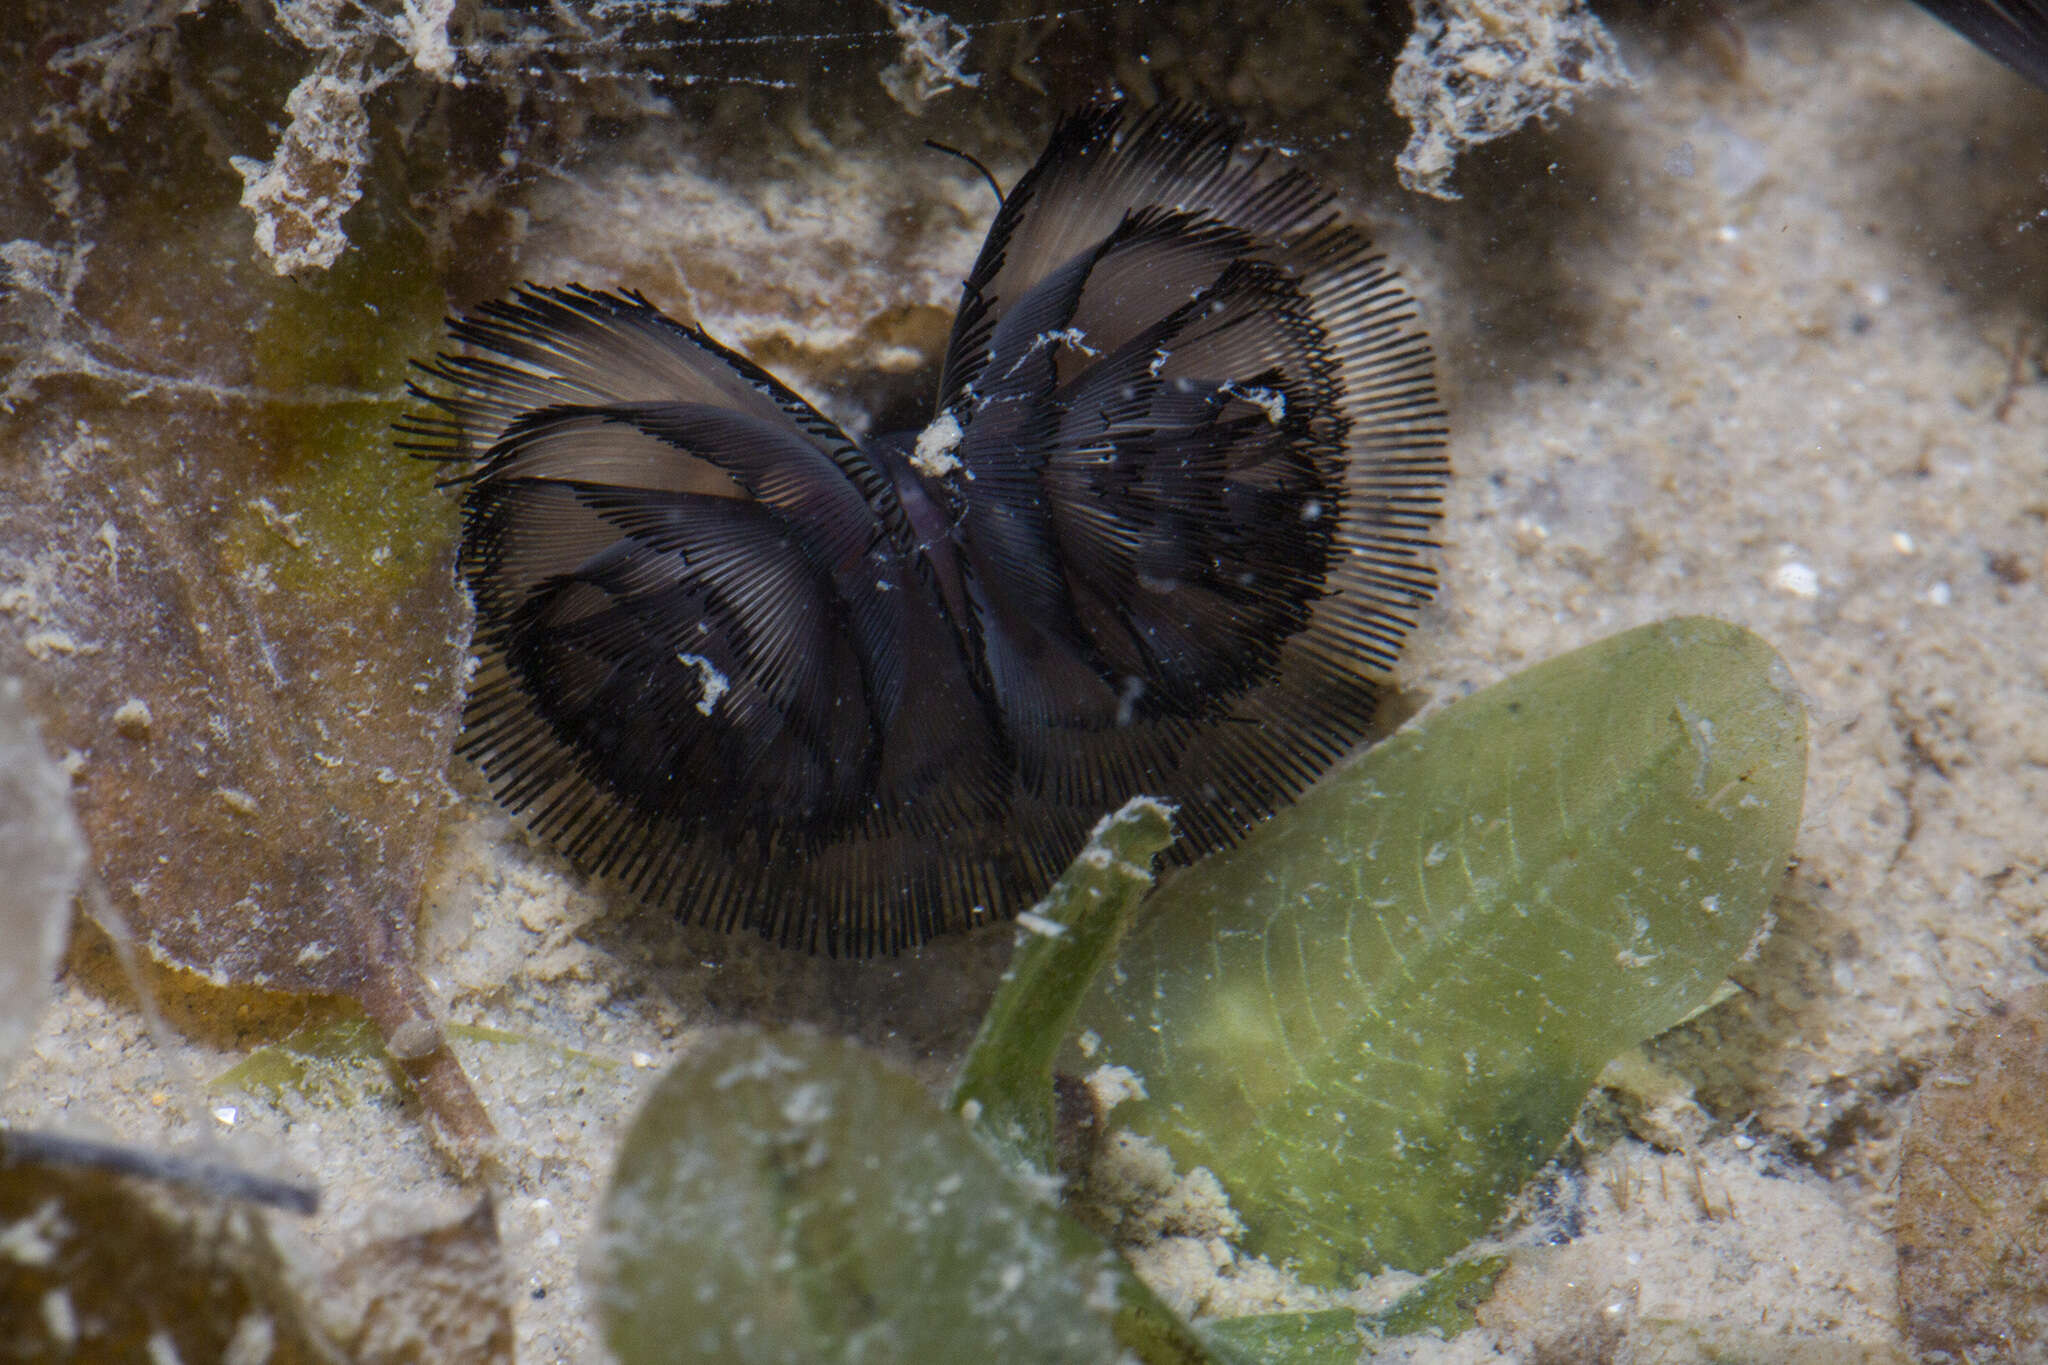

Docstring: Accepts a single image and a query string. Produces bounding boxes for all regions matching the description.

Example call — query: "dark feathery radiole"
[1911,0,2048,87]
[395,101,1451,957]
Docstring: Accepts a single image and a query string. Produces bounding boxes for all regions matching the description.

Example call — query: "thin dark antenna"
[923,139,1004,208]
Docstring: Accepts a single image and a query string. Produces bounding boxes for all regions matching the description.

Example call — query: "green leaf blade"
[1195,1308,1363,1364]
[595,1028,1135,1365]
[951,796,1177,1174]
[1072,617,1808,1282]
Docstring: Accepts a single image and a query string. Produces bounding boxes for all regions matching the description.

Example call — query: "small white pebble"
[1926,581,1952,607]
[1509,517,1550,558]
[1890,531,1916,555]
[1770,562,1819,598]
[1716,224,1740,243]
[384,1018,442,1060]
[112,698,152,738]
[212,1105,238,1127]
[630,1051,656,1069]
[1731,1133,1756,1150]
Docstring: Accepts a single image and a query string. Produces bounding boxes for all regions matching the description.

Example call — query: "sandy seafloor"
[5,1,2047,1360]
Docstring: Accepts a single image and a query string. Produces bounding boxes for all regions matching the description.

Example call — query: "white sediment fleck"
[246,496,306,548]
[878,0,978,113]
[675,652,730,717]
[1002,327,1099,380]
[0,1202,63,1266]
[41,1289,76,1349]
[911,409,964,475]
[1015,909,1066,938]
[1771,561,1819,598]
[223,1313,274,1365]
[1230,383,1287,423]
[1085,1064,1147,1110]
[714,1042,804,1089]
[1676,699,1715,791]
[1042,326,1097,355]
[96,521,120,582]
[781,1081,832,1124]
[1114,675,1145,728]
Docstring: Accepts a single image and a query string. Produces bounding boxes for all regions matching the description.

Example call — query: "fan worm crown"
[398,101,1449,956]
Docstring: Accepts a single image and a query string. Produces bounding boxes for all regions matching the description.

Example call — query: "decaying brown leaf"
[0,1161,335,1363]
[328,1198,513,1365]
[1897,984,2048,1357]
[0,12,486,1152]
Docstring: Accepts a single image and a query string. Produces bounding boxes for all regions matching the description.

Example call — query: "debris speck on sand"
[1392,0,1631,197]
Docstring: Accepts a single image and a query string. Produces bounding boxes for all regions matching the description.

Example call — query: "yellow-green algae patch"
[224,214,455,603]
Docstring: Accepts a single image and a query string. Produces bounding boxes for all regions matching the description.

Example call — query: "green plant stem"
[949,795,1177,1175]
